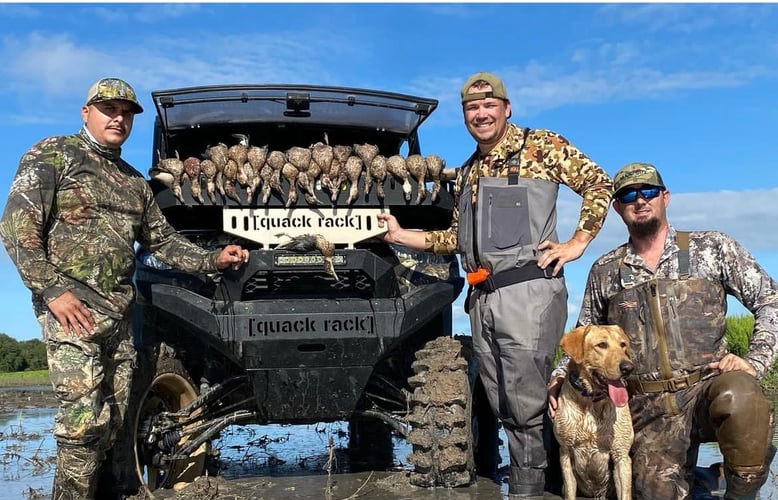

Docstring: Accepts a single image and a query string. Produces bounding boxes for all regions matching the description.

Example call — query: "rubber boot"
[709,372,775,500]
[51,443,104,500]
[509,466,545,499]
[723,445,776,500]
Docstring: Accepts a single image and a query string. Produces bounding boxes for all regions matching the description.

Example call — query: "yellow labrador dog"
[553,325,635,500]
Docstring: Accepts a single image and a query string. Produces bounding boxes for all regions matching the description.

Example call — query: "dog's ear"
[559,325,590,364]
[615,325,633,357]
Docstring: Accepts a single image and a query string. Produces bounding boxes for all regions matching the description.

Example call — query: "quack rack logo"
[247,315,375,336]
[223,207,385,248]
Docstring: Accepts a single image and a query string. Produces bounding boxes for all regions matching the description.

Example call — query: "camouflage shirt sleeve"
[0,136,73,303]
[701,231,778,378]
[138,187,220,272]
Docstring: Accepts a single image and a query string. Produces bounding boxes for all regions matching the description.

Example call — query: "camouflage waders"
[43,309,136,499]
[629,370,774,499]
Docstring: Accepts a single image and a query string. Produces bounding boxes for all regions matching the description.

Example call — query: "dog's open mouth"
[593,372,629,407]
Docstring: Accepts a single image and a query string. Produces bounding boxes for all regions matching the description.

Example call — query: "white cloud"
[0,4,40,19]
[91,6,126,23]
[132,3,203,23]
[1,32,112,95]
[596,4,775,34]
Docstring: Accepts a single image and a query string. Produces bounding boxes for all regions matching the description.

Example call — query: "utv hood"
[151,84,438,137]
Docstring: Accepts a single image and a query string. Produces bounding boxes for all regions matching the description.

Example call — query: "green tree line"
[0,333,47,372]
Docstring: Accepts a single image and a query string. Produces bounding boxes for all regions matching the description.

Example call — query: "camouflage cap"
[613,162,666,193]
[460,72,509,103]
[85,78,143,114]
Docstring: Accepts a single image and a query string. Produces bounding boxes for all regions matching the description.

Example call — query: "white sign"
[223,207,387,248]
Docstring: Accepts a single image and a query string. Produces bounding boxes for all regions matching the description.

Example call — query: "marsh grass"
[1,418,55,484]
[0,370,49,388]
[725,315,778,394]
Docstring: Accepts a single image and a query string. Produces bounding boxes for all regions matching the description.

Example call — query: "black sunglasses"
[615,186,663,204]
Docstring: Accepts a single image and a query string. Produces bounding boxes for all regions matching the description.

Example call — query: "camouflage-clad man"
[548,163,778,499]
[377,72,612,498]
[0,78,250,499]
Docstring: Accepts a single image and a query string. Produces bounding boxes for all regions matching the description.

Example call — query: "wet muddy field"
[2,387,778,500]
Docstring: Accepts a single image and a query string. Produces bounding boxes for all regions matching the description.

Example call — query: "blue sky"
[1,2,777,341]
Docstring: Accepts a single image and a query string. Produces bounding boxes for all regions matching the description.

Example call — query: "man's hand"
[376,213,427,250]
[709,353,756,377]
[48,291,95,338]
[376,213,402,243]
[216,245,250,271]
[547,375,564,419]
[537,231,592,276]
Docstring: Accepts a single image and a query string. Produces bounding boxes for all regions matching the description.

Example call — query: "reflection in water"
[1,408,56,499]
[2,405,778,499]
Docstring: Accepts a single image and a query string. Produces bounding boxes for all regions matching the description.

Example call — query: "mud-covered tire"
[131,348,207,495]
[406,336,477,488]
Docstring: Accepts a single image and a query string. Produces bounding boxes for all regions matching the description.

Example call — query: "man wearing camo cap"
[548,162,778,499]
[0,78,250,499]
[378,72,612,498]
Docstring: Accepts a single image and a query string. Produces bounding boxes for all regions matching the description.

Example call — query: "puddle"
[1,408,56,500]
[2,408,778,499]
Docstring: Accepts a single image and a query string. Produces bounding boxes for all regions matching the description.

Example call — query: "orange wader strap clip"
[467,268,490,286]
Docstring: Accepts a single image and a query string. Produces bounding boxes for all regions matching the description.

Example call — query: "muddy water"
[1,408,57,499]
[2,408,778,500]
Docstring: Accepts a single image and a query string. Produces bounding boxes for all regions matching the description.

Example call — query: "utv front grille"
[242,270,377,299]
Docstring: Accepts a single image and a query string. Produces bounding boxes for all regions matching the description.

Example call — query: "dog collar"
[568,371,606,402]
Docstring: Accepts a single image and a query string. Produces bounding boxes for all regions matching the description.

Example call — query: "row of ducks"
[150,134,447,207]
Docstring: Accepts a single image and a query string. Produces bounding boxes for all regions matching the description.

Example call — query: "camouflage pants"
[42,309,136,499]
[630,370,774,499]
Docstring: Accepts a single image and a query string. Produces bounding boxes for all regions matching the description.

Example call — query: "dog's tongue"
[608,380,629,407]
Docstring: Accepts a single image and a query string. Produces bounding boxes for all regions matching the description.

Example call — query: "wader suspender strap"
[649,278,675,380]
[676,231,690,278]
[618,249,634,288]
[506,127,531,185]
[458,151,481,269]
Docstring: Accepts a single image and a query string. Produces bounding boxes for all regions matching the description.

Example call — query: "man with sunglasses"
[0,78,250,499]
[548,162,778,499]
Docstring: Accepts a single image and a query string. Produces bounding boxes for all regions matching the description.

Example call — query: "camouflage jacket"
[552,226,778,379]
[0,129,220,319]
[425,123,612,254]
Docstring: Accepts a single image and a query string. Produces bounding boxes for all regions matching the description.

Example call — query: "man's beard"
[627,216,661,239]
